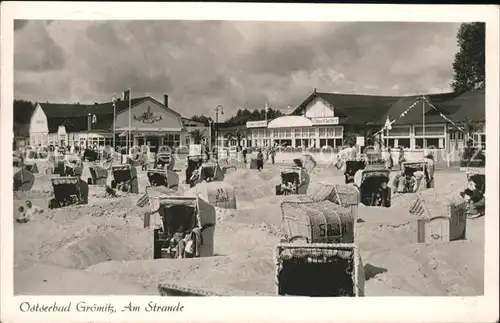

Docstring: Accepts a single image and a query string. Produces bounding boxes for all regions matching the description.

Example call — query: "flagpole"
[113,97,116,150]
[422,95,426,151]
[128,88,131,156]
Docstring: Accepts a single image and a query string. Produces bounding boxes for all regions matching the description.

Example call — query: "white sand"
[14,166,483,296]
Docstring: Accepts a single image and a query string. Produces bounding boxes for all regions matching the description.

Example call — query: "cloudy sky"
[14,20,460,119]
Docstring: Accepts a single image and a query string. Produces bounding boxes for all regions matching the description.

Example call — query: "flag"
[384,116,392,130]
[112,96,118,104]
[287,105,294,110]
[92,114,97,124]
[265,102,270,112]
[122,89,130,101]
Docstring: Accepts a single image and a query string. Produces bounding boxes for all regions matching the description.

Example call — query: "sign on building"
[356,136,365,146]
[246,120,268,128]
[311,117,339,125]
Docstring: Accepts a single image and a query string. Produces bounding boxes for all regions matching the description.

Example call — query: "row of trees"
[190,107,284,127]
[188,108,285,145]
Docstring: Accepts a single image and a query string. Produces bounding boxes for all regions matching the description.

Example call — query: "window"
[334,127,343,138]
[320,138,327,147]
[295,139,302,147]
[388,126,410,137]
[480,134,486,149]
[449,130,464,140]
[294,128,301,138]
[387,139,396,148]
[415,138,441,149]
[334,138,342,148]
[397,138,410,149]
[165,133,181,148]
[414,125,445,136]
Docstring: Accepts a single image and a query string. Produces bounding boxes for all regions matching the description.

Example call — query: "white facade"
[245,98,344,148]
[304,97,335,118]
[27,97,209,151]
[29,103,49,146]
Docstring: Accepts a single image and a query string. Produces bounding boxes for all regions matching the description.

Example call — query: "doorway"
[147,137,159,154]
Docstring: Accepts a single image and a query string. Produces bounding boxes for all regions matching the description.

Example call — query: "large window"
[316,126,343,148]
[165,133,180,148]
[414,125,445,149]
[386,126,410,149]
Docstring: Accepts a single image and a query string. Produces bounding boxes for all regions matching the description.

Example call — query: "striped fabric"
[409,198,425,216]
[136,192,150,207]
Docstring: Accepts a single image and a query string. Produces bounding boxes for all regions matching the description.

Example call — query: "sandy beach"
[13,162,484,296]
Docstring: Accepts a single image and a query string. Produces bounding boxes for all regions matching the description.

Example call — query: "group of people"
[242,146,276,171]
[166,224,202,259]
[16,200,44,223]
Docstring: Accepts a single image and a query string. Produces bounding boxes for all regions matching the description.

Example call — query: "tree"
[224,108,284,126]
[190,115,213,126]
[225,128,247,149]
[451,22,485,94]
[189,128,206,144]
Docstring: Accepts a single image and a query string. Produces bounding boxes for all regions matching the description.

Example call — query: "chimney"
[164,94,169,108]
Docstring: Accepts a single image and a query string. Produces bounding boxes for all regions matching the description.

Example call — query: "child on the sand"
[16,206,29,223]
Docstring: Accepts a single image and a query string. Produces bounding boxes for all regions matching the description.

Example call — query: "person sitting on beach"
[404,173,417,193]
[281,178,298,194]
[461,180,485,219]
[24,200,43,219]
[169,225,186,258]
[376,181,391,207]
[412,170,425,192]
[16,206,29,223]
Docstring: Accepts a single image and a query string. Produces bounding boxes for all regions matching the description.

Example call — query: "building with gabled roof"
[229,88,485,151]
[27,94,209,153]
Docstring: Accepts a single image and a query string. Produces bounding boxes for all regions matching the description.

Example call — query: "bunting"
[373,99,419,136]
[422,97,470,137]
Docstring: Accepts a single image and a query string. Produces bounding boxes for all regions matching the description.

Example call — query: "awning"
[267,116,313,129]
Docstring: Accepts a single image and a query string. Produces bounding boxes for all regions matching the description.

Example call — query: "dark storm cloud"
[14,20,460,118]
[14,21,66,72]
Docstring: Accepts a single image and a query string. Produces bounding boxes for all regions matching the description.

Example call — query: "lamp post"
[87,113,91,149]
[215,105,224,160]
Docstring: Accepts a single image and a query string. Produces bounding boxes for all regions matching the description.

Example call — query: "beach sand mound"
[14,196,151,271]
[15,263,155,295]
[224,169,281,202]
[14,166,484,297]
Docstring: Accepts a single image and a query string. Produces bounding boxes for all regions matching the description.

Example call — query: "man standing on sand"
[270,145,276,164]
[256,148,264,172]
[242,147,248,164]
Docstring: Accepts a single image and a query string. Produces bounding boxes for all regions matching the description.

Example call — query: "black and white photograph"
[1,2,499,323]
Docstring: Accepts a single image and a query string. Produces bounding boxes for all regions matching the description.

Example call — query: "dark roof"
[291,90,485,127]
[381,92,460,125]
[292,92,401,125]
[38,96,182,134]
[440,89,485,122]
[39,97,147,119]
